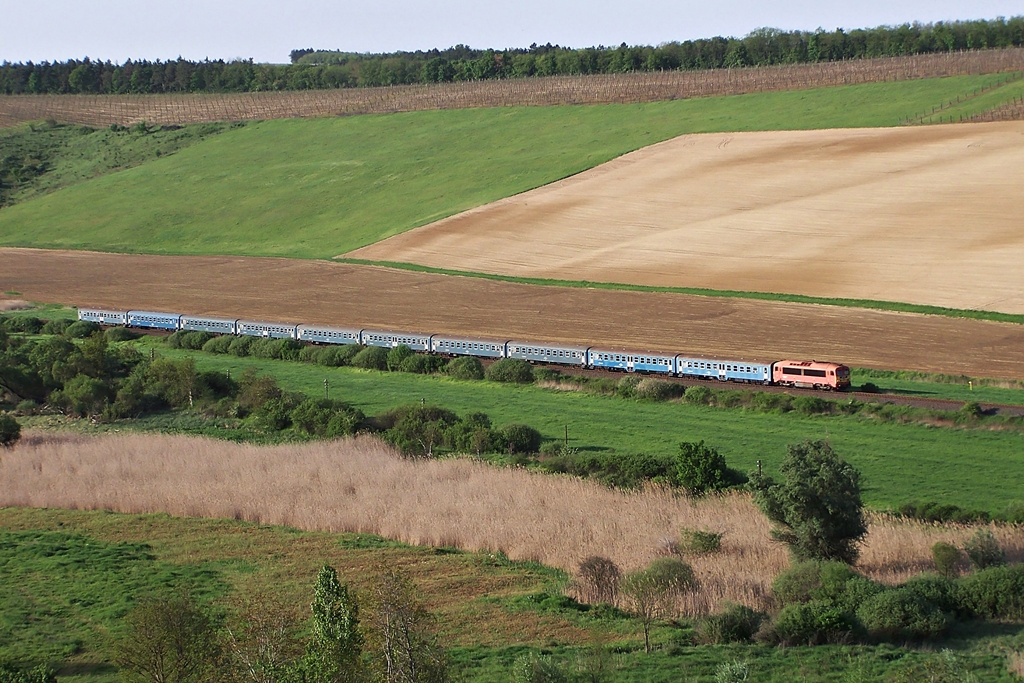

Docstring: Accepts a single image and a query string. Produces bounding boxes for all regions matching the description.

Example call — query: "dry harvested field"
[4,247,1024,378]
[4,431,1021,615]
[2,49,1022,128]
[350,121,1024,315]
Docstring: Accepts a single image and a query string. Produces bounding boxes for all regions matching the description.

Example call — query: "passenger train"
[78,308,852,391]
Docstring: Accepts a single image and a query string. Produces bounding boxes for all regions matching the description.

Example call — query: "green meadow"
[0,74,1016,259]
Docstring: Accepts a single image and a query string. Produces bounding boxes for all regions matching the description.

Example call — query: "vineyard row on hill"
[2,48,1023,128]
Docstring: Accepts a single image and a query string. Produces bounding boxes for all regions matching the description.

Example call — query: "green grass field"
[0,74,1015,259]
[2,507,1021,683]
[128,340,1024,516]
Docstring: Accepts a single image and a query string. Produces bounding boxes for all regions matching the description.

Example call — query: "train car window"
[806,369,827,377]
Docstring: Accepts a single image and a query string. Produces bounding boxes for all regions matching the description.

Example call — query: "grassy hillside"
[0,74,1015,259]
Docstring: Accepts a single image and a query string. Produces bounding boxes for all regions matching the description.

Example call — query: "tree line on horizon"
[0,17,1022,96]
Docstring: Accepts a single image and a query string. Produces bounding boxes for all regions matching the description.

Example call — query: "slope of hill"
[348,120,1024,315]
[0,75,1015,260]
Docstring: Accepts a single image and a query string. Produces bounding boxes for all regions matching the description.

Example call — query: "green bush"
[352,346,389,371]
[64,320,101,339]
[955,564,1024,619]
[749,391,792,413]
[399,354,446,374]
[771,560,874,607]
[674,440,744,495]
[962,529,1006,570]
[386,344,414,371]
[104,326,140,342]
[3,316,44,334]
[501,423,543,454]
[855,588,949,642]
[511,652,569,683]
[897,501,989,524]
[381,404,460,457]
[0,413,21,448]
[532,367,561,382]
[290,398,364,437]
[312,344,363,367]
[177,331,214,350]
[485,358,534,384]
[684,385,712,405]
[15,400,38,416]
[678,529,722,555]
[791,395,834,416]
[695,603,765,645]
[762,600,860,646]
[901,575,960,617]
[617,375,642,398]
[202,335,233,354]
[634,377,685,401]
[41,319,72,335]
[248,338,278,359]
[227,336,255,357]
[860,382,880,393]
[446,356,484,380]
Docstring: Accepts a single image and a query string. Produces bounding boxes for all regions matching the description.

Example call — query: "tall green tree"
[303,565,363,683]
[751,440,867,564]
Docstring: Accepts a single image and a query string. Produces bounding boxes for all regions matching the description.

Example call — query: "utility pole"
[324,378,329,400]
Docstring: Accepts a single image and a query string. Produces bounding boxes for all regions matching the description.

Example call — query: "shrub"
[931,542,962,579]
[634,377,684,401]
[485,358,534,384]
[860,382,880,393]
[0,413,21,448]
[445,356,484,380]
[897,501,989,524]
[315,344,362,367]
[762,600,859,646]
[178,331,214,350]
[749,391,792,413]
[617,375,642,398]
[227,336,255,357]
[714,661,751,683]
[791,395,833,416]
[501,423,542,454]
[684,385,712,405]
[855,588,949,642]
[575,556,621,605]
[50,374,111,417]
[64,320,101,339]
[770,560,876,608]
[955,564,1024,619]
[695,603,765,645]
[510,652,569,683]
[202,335,233,354]
[399,354,445,374]
[15,400,38,416]
[901,575,960,617]
[290,398,363,437]
[236,368,281,414]
[248,338,278,359]
[251,396,294,431]
[3,316,44,334]
[678,529,723,556]
[532,367,561,382]
[41,319,72,335]
[674,440,743,495]
[962,529,1006,570]
[386,344,414,371]
[351,346,389,371]
[382,404,460,457]
[959,401,984,419]
[104,326,140,342]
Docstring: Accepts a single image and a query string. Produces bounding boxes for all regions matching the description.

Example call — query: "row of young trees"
[115,564,449,683]
[1,18,1021,95]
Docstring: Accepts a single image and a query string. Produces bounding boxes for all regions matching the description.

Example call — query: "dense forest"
[1,17,1022,95]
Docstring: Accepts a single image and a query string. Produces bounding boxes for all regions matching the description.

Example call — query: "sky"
[2,1,1021,65]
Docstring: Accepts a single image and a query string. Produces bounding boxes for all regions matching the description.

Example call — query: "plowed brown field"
[4,248,1024,379]
[348,122,1024,315]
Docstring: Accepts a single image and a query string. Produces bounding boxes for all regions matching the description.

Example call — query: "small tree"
[674,441,743,495]
[931,542,962,579]
[620,557,697,653]
[223,589,303,683]
[963,529,1006,570]
[576,556,621,605]
[750,440,866,564]
[0,413,21,449]
[364,566,449,683]
[303,565,363,683]
[114,592,220,683]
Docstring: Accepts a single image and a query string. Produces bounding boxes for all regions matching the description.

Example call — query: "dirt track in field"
[4,248,1024,379]
[348,121,1024,315]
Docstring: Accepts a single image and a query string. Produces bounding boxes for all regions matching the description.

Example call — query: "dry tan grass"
[1009,650,1024,678]
[0,299,30,311]
[2,431,1021,616]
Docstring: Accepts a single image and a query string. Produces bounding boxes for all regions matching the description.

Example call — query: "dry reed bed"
[2,49,1022,128]
[1,431,1021,615]
[0,299,30,311]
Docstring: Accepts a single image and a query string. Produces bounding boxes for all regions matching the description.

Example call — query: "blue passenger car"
[78,308,128,326]
[296,324,362,345]
[127,310,181,330]
[587,348,674,374]
[507,341,589,366]
[675,356,771,384]
[431,335,508,358]
[180,315,237,335]
[236,320,298,339]
[360,329,432,351]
